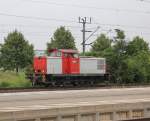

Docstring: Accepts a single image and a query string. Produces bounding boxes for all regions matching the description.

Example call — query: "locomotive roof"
[49,49,78,54]
[60,49,78,53]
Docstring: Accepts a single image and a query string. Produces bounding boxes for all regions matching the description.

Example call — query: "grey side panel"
[47,57,62,74]
[80,58,106,74]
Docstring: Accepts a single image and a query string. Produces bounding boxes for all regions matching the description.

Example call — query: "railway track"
[0,86,106,93]
[0,84,150,93]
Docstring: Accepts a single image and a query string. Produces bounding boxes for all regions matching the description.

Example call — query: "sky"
[0,0,150,52]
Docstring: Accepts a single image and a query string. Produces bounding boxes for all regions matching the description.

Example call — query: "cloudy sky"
[0,0,150,51]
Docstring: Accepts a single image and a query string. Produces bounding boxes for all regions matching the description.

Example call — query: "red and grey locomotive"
[32,49,107,86]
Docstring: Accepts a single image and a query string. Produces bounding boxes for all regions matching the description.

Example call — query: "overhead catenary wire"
[0,28,150,38]
[1,23,150,30]
[0,1,150,50]
[0,12,76,23]
[0,12,150,31]
[1,25,150,38]
[0,24,82,29]
[1,1,147,34]
[0,8,150,42]
[92,17,150,30]
[21,0,150,15]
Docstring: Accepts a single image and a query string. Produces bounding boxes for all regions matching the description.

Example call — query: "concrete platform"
[0,87,150,121]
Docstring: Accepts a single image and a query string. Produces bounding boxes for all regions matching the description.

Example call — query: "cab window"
[49,51,62,57]
[63,53,79,58]
[49,51,55,57]
[64,53,68,57]
[56,51,61,57]
[73,53,79,58]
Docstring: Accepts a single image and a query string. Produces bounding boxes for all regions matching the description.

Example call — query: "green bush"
[0,81,10,88]
[0,71,32,88]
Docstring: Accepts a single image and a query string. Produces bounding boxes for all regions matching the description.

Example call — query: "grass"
[0,71,32,88]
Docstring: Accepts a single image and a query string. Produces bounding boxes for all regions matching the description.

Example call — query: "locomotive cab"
[61,49,80,74]
[48,49,80,74]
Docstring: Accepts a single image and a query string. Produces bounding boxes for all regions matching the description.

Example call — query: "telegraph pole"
[79,17,92,55]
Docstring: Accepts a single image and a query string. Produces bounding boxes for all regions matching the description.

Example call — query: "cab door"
[62,53,80,74]
[68,54,80,74]
[62,53,70,74]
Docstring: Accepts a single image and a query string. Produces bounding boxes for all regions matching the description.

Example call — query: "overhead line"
[0,13,150,30]
[1,30,150,37]
[22,0,150,14]
[93,22,150,30]
[0,24,81,29]
[0,12,76,23]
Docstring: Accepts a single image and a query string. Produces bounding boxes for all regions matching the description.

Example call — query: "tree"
[47,26,76,50]
[126,36,149,56]
[124,51,150,83]
[91,34,112,56]
[115,29,125,40]
[123,36,150,83]
[113,29,126,54]
[109,29,127,83]
[0,30,34,73]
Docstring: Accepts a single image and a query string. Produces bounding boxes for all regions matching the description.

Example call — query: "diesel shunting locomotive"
[32,49,107,86]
